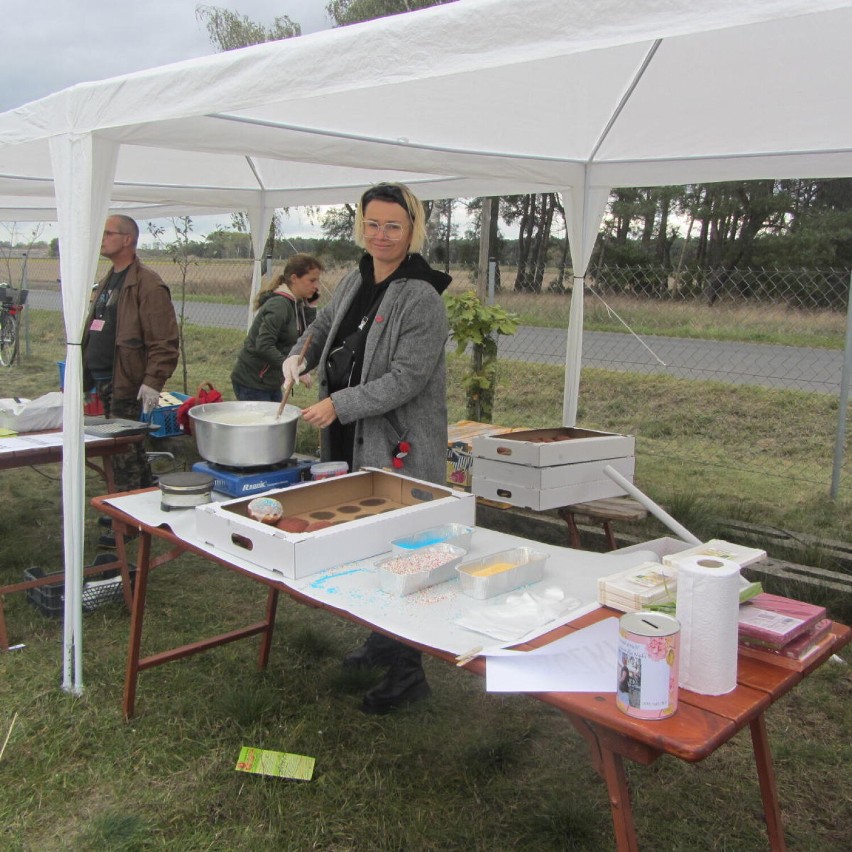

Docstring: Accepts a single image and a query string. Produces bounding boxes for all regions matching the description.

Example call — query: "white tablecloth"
[106,490,667,657]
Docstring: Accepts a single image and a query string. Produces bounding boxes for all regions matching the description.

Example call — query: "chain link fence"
[490,263,851,515]
[7,255,851,512]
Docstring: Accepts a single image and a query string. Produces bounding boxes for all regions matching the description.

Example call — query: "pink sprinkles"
[381,550,455,575]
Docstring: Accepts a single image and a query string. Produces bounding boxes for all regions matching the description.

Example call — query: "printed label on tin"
[617,628,679,720]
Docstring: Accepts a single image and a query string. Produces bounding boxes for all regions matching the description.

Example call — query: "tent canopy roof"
[2,0,851,221]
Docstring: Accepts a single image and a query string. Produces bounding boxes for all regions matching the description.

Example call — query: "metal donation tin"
[616,611,680,720]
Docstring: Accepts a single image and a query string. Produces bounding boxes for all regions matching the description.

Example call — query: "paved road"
[496,325,844,394]
[27,289,844,395]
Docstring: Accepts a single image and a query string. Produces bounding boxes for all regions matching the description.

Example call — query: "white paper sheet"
[105,491,661,661]
[0,432,98,454]
[485,617,620,693]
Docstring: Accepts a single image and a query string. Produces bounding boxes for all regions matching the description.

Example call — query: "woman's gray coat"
[290,265,449,485]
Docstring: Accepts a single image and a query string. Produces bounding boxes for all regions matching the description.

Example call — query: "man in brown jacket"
[83,215,179,540]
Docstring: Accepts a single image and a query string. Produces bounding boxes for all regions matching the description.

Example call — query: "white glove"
[282,355,307,388]
[137,383,160,415]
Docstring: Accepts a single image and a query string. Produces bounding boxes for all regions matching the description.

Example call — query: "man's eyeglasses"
[102,230,127,238]
[362,220,406,241]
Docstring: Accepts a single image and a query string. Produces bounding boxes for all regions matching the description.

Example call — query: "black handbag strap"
[357,287,385,331]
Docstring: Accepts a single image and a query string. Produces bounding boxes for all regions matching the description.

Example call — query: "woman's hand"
[301,397,338,428]
[282,355,306,387]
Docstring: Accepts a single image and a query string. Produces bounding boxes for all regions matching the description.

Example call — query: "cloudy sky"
[3,1,332,111]
[2,2,337,239]
[2,2,481,243]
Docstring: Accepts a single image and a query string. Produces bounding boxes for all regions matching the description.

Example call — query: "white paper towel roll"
[674,554,741,695]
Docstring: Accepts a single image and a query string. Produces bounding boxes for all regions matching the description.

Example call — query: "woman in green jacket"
[231,253,323,402]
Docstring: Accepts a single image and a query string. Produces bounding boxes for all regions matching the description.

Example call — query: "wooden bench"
[558,496,648,550]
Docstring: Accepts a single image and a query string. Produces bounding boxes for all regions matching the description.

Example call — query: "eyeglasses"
[362,220,407,241]
[102,230,127,238]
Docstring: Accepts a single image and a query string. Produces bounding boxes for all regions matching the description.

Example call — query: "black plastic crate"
[24,556,136,617]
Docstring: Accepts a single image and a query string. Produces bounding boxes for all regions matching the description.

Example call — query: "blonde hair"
[353,182,427,254]
[255,253,323,310]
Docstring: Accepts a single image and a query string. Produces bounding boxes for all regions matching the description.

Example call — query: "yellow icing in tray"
[471,561,516,577]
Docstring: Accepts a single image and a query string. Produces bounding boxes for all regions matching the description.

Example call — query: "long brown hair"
[254,253,323,309]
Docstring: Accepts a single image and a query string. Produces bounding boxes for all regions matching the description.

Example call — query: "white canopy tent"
[0,0,850,691]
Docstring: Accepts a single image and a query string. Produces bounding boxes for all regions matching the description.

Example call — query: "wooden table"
[0,430,145,649]
[0,429,145,494]
[558,496,649,550]
[92,492,850,852]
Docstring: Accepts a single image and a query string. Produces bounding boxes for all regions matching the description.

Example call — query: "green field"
[1,309,850,851]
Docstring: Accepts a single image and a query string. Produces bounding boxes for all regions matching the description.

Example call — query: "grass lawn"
[0,535,849,850]
[0,307,850,849]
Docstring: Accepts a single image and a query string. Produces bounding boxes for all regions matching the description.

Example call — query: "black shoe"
[342,632,403,670]
[361,651,431,715]
[97,516,113,529]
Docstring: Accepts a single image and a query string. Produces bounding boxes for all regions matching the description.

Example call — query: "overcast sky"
[3,1,332,112]
[2,2,337,240]
[1,2,482,244]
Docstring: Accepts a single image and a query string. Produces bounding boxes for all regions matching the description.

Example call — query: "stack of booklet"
[598,539,768,614]
[738,593,832,670]
[597,561,678,612]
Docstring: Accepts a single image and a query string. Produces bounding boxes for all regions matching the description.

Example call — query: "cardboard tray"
[471,427,635,467]
[446,420,521,490]
[473,455,634,491]
[195,468,476,579]
[471,475,628,511]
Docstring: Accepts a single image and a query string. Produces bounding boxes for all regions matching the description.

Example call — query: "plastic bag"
[0,392,64,433]
[176,382,223,435]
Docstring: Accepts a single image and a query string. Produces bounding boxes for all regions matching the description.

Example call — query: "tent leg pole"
[602,465,701,545]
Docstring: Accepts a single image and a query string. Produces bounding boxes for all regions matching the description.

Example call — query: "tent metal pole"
[830,269,852,499]
[603,464,700,545]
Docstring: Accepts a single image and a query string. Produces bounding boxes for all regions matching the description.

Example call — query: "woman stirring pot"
[231,253,322,402]
[283,182,451,714]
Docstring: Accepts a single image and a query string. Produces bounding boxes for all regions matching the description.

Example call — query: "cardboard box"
[613,537,693,561]
[195,468,476,579]
[446,442,475,490]
[470,426,635,510]
[471,426,635,467]
[446,420,517,490]
[473,455,634,491]
[472,472,631,511]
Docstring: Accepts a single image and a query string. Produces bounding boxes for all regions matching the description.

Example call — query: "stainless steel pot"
[189,401,300,467]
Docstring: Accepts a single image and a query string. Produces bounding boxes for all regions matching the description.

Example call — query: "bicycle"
[0,285,28,367]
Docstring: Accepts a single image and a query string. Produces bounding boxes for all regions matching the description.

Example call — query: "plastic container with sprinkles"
[390,523,473,555]
[375,543,466,596]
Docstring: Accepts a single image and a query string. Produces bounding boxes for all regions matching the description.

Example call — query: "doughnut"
[247,496,284,524]
[276,516,309,533]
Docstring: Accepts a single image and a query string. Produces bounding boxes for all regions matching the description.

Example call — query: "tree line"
[193,2,852,293]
